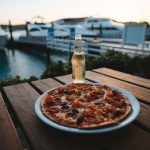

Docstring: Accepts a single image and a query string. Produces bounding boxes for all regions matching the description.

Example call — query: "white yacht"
[53,25,98,40]
[83,17,124,38]
[17,22,51,46]
[27,22,51,37]
[53,18,97,40]
[52,17,124,39]
[17,16,51,46]
[46,17,124,52]
[0,26,7,49]
[17,17,124,45]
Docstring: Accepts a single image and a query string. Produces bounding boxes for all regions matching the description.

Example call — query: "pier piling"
[8,20,14,42]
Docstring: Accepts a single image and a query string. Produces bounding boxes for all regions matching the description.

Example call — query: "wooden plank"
[0,93,23,150]
[86,71,150,105]
[136,106,150,131]
[31,78,62,93]
[51,75,150,150]
[55,74,73,84]
[94,68,150,89]
[140,102,150,110]
[55,74,93,84]
[97,124,150,150]
[3,83,105,150]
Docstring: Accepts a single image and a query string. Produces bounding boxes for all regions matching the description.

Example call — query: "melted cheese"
[61,96,66,102]
[56,113,66,119]
[78,108,84,113]
[67,117,75,123]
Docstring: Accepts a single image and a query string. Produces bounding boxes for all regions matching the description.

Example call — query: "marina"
[6,17,150,56]
[0,26,7,49]
[1,17,150,80]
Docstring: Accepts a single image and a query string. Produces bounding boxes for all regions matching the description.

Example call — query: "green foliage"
[41,60,72,79]
[42,50,150,79]
[41,61,67,78]
[86,51,130,71]
[0,75,38,87]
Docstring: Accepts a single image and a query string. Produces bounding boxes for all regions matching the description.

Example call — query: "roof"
[53,17,87,25]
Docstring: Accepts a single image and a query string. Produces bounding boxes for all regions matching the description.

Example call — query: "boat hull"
[0,35,7,50]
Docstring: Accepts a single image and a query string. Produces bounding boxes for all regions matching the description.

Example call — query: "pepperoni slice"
[71,101,82,108]
[46,106,60,113]
[45,95,53,102]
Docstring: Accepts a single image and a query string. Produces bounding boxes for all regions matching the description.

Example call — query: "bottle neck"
[74,38,83,53]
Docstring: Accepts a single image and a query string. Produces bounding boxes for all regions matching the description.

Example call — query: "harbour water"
[0,48,68,80]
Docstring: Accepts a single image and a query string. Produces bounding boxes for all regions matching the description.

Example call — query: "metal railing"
[17,36,150,55]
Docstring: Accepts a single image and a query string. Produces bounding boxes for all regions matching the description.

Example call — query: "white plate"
[35,84,140,134]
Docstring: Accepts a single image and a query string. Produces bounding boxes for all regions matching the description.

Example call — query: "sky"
[0,0,150,24]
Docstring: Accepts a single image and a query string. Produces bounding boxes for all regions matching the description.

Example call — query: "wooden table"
[0,68,150,150]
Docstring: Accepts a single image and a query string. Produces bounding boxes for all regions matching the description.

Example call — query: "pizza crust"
[41,105,118,129]
[40,84,132,129]
[113,98,132,123]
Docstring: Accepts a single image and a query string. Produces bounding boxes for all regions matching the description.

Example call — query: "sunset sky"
[0,0,150,24]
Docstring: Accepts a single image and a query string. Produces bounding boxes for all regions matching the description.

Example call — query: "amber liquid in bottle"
[71,35,85,83]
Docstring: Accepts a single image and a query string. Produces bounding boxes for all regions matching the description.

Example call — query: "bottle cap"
[75,34,82,40]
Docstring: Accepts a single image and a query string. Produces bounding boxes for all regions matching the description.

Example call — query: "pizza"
[41,84,132,129]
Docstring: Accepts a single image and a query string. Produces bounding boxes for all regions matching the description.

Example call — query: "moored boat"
[0,26,7,50]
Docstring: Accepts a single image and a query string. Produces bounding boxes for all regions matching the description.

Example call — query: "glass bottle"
[71,35,85,83]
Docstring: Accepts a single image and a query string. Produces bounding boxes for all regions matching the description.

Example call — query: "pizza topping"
[95,113,101,121]
[45,95,53,103]
[57,87,66,93]
[103,85,111,91]
[120,99,126,106]
[112,90,120,96]
[113,108,122,117]
[54,97,61,101]
[66,117,74,123]
[114,94,124,101]
[106,104,115,112]
[61,96,66,102]
[71,89,80,95]
[56,113,66,119]
[89,105,97,111]
[83,110,95,117]
[66,112,77,119]
[78,108,85,113]
[114,100,126,107]
[91,85,97,90]
[71,101,82,108]
[105,93,114,99]
[72,108,79,114]
[41,83,132,129]
[76,115,84,125]
[61,105,71,112]
[95,102,105,109]
[107,99,114,104]
[65,95,72,101]
[46,106,60,113]
[91,91,104,99]
[85,94,94,101]
[84,116,97,123]
[60,102,67,106]
[78,97,85,102]
[64,89,71,94]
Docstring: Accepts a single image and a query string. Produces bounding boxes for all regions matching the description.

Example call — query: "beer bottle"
[71,35,85,83]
